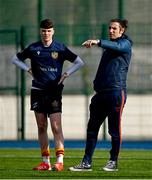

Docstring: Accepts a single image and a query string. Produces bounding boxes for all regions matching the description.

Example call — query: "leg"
[83,94,107,164]
[108,90,126,161]
[50,112,64,151]
[30,89,50,156]
[50,112,64,171]
[35,112,49,151]
[33,111,51,170]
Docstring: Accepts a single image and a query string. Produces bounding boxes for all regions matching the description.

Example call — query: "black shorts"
[30,84,64,115]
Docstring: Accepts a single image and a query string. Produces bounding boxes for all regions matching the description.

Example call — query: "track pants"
[83,90,126,164]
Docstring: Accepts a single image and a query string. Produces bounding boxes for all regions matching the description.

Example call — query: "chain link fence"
[0,0,152,140]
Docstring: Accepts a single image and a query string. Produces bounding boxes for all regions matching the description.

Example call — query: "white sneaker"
[69,162,92,171]
[102,160,118,172]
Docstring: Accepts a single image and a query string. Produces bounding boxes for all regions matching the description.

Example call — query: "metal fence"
[0,0,152,140]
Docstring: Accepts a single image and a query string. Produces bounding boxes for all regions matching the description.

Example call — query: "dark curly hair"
[110,18,128,31]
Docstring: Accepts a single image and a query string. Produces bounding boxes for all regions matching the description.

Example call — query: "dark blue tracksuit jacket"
[94,34,133,92]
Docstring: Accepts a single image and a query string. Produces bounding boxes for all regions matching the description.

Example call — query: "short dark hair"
[110,18,128,31]
[40,19,54,29]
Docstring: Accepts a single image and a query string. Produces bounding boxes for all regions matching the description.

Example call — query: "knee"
[87,122,100,138]
[52,124,61,135]
[37,122,47,134]
[87,130,98,139]
[109,131,120,140]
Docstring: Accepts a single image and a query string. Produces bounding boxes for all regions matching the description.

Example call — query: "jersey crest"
[51,51,58,59]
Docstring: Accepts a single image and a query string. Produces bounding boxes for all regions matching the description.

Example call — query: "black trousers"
[83,90,126,164]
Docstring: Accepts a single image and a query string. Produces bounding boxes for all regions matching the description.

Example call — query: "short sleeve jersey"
[17,40,77,89]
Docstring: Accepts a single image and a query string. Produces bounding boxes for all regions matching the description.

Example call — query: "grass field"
[0,148,152,179]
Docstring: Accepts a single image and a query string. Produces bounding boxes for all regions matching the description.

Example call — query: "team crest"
[51,51,58,59]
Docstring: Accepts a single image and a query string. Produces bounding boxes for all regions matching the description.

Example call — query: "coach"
[69,18,133,172]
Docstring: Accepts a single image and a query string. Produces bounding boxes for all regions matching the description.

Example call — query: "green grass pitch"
[0,148,152,179]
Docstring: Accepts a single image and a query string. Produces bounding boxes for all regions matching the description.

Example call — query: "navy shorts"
[30,84,64,115]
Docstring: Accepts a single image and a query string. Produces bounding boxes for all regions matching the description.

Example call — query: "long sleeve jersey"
[93,34,133,92]
[16,40,81,89]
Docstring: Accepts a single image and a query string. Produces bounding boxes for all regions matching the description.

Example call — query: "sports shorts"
[30,84,64,115]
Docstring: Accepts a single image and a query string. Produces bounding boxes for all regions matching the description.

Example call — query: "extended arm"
[99,39,131,53]
[82,39,131,53]
[58,56,84,84]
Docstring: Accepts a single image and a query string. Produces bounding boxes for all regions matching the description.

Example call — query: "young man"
[69,19,133,172]
[11,19,84,171]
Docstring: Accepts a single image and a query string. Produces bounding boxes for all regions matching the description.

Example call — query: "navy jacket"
[93,34,133,92]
